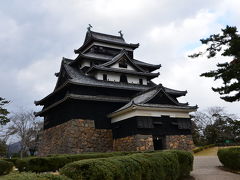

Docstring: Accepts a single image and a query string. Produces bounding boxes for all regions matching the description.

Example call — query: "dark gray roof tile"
[63,60,152,91]
[91,31,126,44]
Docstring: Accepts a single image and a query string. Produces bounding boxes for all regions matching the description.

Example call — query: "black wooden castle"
[35,28,197,154]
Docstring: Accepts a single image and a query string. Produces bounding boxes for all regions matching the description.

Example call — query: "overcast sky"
[0,0,239,117]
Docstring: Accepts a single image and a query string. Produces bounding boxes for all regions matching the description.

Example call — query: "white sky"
[0,0,239,117]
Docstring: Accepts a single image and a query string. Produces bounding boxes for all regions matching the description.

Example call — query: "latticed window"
[119,58,128,68]
[103,74,107,81]
[137,117,153,128]
[120,74,128,83]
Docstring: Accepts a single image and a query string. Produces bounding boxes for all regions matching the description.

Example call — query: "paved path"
[190,156,240,180]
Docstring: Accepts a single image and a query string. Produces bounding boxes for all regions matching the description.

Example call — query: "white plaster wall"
[95,72,120,82]
[142,78,147,85]
[95,72,103,80]
[81,60,90,68]
[107,72,120,82]
[127,75,147,85]
[127,74,139,84]
[111,108,191,123]
[94,71,147,85]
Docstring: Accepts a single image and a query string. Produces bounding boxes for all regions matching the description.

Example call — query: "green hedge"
[0,160,13,175]
[15,152,131,172]
[193,144,215,153]
[217,147,240,170]
[60,150,193,180]
[0,172,71,180]
[165,150,193,177]
[1,158,18,166]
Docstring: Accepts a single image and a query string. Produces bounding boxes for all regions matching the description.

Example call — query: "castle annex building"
[35,29,197,155]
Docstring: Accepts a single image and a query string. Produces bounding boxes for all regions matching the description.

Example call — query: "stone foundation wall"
[165,135,195,151]
[38,119,113,156]
[113,134,154,151]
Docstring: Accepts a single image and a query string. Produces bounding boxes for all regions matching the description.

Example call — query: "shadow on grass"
[218,166,240,175]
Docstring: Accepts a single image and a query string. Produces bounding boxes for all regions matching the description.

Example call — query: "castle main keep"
[35,29,197,155]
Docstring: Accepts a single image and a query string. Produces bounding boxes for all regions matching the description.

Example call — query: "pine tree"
[0,97,10,125]
[189,26,240,102]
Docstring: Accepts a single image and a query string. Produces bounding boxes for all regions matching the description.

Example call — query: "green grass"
[194,146,240,156]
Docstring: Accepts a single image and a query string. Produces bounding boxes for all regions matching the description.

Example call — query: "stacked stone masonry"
[38,119,113,156]
[38,119,194,156]
[113,135,154,151]
[165,135,195,151]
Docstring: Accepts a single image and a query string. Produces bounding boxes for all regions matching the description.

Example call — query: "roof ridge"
[90,30,125,40]
[163,86,187,94]
[141,84,163,104]
[133,84,162,98]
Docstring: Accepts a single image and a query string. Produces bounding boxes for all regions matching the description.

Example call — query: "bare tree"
[192,107,239,145]
[193,107,225,131]
[4,110,43,158]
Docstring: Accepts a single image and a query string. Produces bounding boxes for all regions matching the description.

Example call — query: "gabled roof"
[85,50,160,78]
[133,59,161,71]
[85,30,126,44]
[111,84,197,114]
[98,50,146,72]
[64,61,153,89]
[35,59,154,105]
[86,66,159,78]
[163,87,187,97]
[71,52,161,72]
[53,58,73,90]
[74,30,139,53]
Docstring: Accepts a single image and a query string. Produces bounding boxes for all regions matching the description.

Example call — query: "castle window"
[137,117,153,128]
[119,59,128,68]
[103,74,107,81]
[90,61,93,66]
[139,79,143,85]
[120,74,128,83]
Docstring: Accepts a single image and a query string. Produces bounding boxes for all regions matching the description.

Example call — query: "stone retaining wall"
[38,119,113,156]
[38,119,194,155]
[165,135,195,151]
[113,134,154,151]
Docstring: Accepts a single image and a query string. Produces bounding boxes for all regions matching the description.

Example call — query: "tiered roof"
[74,30,139,53]
[35,29,195,117]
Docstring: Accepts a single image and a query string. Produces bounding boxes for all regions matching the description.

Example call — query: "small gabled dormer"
[85,50,159,85]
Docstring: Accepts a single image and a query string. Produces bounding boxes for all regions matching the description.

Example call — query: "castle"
[35,28,197,155]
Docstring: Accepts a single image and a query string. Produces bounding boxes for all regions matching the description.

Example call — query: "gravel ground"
[188,156,240,180]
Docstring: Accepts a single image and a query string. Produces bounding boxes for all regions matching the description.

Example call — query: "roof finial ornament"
[118,30,123,38]
[87,24,93,31]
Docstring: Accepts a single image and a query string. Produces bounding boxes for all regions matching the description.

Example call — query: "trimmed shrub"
[0,160,13,175]
[0,172,71,180]
[165,150,193,177]
[15,158,31,172]
[217,147,240,170]
[15,151,131,172]
[60,150,193,180]
[2,158,18,166]
[193,144,215,153]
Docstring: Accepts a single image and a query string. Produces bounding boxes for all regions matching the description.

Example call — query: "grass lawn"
[194,146,240,156]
